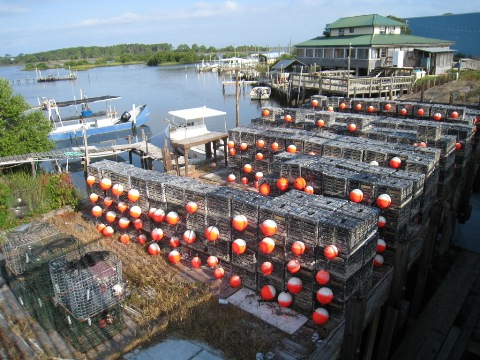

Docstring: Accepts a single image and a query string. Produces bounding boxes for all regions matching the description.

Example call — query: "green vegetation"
[0,171,80,230]
[0,78,54,157]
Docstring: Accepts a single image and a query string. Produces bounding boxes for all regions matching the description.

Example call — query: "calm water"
[0,64,282,194]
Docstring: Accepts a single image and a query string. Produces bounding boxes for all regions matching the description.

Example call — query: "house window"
[306,49,314,57]
[296,48,304,57]
[324,48,334,58]
[339,29,345,36]
[379,26,386,34]
[334,49,345,58]
[380,48,387,57]
[357,49,369,59]
[371,49,379,59]
[349,27,354,33]
[315,48,323,58]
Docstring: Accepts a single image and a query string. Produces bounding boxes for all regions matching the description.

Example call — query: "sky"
[1,0,479,56]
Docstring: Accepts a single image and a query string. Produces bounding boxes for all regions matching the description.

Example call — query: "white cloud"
[0,4,29,15]
[73,12,142,28]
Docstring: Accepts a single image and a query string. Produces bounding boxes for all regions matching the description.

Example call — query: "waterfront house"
[295,14,454,76]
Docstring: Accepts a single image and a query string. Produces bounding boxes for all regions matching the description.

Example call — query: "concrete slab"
[226,288,308,335]
[124,339,225,360]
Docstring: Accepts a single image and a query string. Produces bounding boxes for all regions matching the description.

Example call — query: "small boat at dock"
[250,86,271,100]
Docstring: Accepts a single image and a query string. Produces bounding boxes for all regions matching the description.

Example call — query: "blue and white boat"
[39,90,150,141]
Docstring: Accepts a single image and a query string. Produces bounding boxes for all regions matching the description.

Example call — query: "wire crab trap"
[1,222,82,276]
[49,248,125,321]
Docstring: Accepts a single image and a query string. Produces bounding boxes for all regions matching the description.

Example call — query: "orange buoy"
[259,237,275,254]
[317,119,325,127]
[229,275,242,288]
[92,205,103,218]
[105,211,117,223]
[260,219,278,236]
[378,216,386,228]
[232,239,247,255]
[120,233,130,244]
[133,218,144,230]
[262,109,270,117]
[291,241,305,256]
[389,157,401,169]
[89,193,99,203]
[287,277,303,294]
[255,172,264,181]
[417,108,424,116]
[227,174,236,182]
[433,112,442,121]
[255,152,264,161]
[86,175,96,186]
[232,214,248,232]
[148,207,157,218]
[213,267,225,279]
[96,223,106,233]
[348,123,357,132]
[138,234,147,244]
[260,285,276,301]
[339,103,346,110]
[277,177,289,191]
[128,189,140,202]
[185,201,198,214]
[103,197,113,207]
[243,164,252,173]
[191,256,202,269]
[228,140,235,148]
[129,205,142,219]
[259,183,271,196]
[205,226,219,241]
[349,189,363,203]
[112,184,124,197]
[100,178,112,191]
[278,291,293,307]
[304,185,314,194]
[117,202,128,213]
[260,261,273,275]
[287,144,296,154]
[270,142,279,151]
[153,209,166,223]
[166,211,180,225]
[376,194,392,209]
[169,236,180,248]
[311,99,319,107]
[367,105,375,113]
[455,142,462,150]
[257,139,265,148]
[254,181,259,189]
[293,177,306,190]
[240,142,248,151]
[324,245,338,259]
[287,259,301,274]
[284,114,292,123]
[313,308,329,325]
[168,250,181,264]
[182,229,196,245]
[207,256,218,268]
[151,228,164,241]
[419,142,427,148]
[103,226,114,237]
[355,103,362,111]
[229,148,236,156]
[451,111,459,119]
[241,177,249,185]
[148,243,161,256]
[373,253,384,267]
[384,103,392,111]
[316,270,330,285]
[317,287,334,305]
[118,217,130,229]
[377,239,387,253]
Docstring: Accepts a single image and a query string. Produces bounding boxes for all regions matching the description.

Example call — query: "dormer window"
[379,26,386,34]
[349,27,355,33]
[339,28,345,36]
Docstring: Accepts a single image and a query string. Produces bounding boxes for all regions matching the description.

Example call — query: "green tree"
[0,78,54,157]
[387,15,412,35]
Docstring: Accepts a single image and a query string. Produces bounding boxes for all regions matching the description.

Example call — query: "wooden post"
[163,139,172,172]
[420,90,425,102]
[409,203,442,318]
[236,69,240,127]
[341,286,367,360]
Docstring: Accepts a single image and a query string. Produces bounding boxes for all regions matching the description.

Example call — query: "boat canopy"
[168,107,226,121]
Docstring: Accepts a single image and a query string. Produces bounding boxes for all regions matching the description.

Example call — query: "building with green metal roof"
[295,14,454,76]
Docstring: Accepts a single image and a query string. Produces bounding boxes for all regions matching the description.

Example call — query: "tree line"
[2,43,273,67]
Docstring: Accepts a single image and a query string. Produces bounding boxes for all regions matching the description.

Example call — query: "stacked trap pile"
[1,222,124,352]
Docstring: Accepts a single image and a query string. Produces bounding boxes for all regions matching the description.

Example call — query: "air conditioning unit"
[392,51,404,67]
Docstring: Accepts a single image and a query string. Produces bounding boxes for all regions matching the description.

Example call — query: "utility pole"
[235,68,240,127]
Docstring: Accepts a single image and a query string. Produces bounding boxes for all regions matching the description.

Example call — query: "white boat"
[250,86,271,100]
[164,106,227,156]
[39,90,150,141]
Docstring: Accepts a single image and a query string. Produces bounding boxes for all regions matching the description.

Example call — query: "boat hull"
[48,105,150,141]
